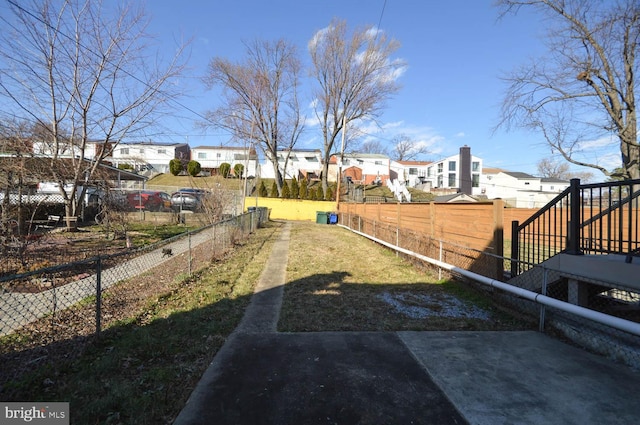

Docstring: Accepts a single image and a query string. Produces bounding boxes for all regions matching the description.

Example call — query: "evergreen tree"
[281,180,291,198]
[308,188,316,200]
[299,179,308,199]
[258,181,268,197]
[315,186,324,201]
[325,186,333,201]
[270,181,279,198]
[290,177,299,199]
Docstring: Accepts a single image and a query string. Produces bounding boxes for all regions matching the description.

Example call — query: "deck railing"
[511,178,640,276]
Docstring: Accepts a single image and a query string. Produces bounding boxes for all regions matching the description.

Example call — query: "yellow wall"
[244,197,336,221]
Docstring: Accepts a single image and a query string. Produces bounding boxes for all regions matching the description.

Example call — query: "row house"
[191,145,259,177]
[111,141,190,174]
[327,153,391,184]
[422,146,483,196]
[480,170,570,208]
[260,149,323,181]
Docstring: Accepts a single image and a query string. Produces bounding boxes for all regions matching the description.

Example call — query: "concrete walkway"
[174,222,640,425]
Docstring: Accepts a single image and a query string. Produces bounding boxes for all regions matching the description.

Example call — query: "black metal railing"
[511,178,640,276]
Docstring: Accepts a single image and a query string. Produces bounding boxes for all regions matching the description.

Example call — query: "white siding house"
[481,171,570,208]
[390,160,431,187]
[260,149,322,180]
[191,145,258,177]
[328,153,390,184]
[424,146,483,196]
[110,142,189,174]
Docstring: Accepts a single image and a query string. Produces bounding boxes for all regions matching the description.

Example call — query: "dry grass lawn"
[279,221,529,332]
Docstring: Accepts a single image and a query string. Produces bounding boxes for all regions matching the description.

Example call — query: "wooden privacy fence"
[337,200,539,280]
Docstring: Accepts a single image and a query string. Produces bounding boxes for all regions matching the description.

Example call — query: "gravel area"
[378,291,492,320]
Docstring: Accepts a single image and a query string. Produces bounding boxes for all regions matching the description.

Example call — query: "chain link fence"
[339,212,640,370]
[0,211,264,386]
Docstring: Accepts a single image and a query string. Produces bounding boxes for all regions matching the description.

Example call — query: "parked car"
[170,188,209,212]
[127,190,171,211]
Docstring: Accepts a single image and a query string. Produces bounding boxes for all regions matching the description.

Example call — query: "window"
[449,161,456,171]
[409,167,417,175]
[472,174,480,187]
[305,156,318,162]
[158,149,166,155]
[216,153,221,158]
[120,148,129,155]
[197,152,206,159]
[448,173,456,187]
[437,175,443,187]
[357,159,364,165]
[375,160,382,165]
[437,163,443,173]
[344,159,350,165]
[524,181,530,185]
[472,161,479,172]
[139,149,145,154]
[427,166,432,177]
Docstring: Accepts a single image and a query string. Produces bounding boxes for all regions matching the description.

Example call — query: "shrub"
[299,179,308,200]
[258,181,268,197]
[315,186,324,201]
[169,159,183,176]
[187,160,201,177]
[269,181,278,198]
[219,163,231,178]
[325,186,333,201]
[281,181,291,199]
[234,163,244,178]
[308,188,316,200]
[290,177,299,199]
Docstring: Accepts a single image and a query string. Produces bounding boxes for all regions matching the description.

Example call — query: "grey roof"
[502,171,537,179]
[541,177,570,183]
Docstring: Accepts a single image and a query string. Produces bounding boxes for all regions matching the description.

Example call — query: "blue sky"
[143,1,560,174]
[1,0,619,177]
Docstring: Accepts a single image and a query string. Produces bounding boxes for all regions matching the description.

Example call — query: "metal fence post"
[95,256,102,336]
[188,232,192,277]
[567,178,582,255]
[511,220,519,277]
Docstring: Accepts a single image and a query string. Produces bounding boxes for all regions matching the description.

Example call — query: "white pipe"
[339,224,640,337]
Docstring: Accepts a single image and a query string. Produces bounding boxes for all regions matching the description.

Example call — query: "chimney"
[459,145,472,195]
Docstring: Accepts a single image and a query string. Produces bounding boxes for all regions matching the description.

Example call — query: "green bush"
[234,163,244,178]
[281,181,291,199]
[169,159,183,176]
[187,160,201,177]
[308,188,316,200]
[219,163,231,178]
[315,186,324,201]
[290,177,299,199]
[269,181,278,198]
[325,186,333,201]
[299,179,308,200]
[258,181,268,197]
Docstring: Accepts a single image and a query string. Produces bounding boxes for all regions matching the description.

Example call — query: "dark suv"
[170,188,209,212]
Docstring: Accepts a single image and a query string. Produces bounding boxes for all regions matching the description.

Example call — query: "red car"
[126,190,171,211]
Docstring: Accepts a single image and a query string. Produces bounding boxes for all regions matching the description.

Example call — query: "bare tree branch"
[0,0,187,227]
[203,38,304,196]
[308,19,405,191]
[496,0,639,179]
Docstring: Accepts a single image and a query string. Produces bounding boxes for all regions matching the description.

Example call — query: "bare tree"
[203,39,304,196]
[497,0,639,180]
[309,19,405,192]
[0,0,186,229]
[536,156,594,182]
[391,134,430,161]
[358,139,389,156]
